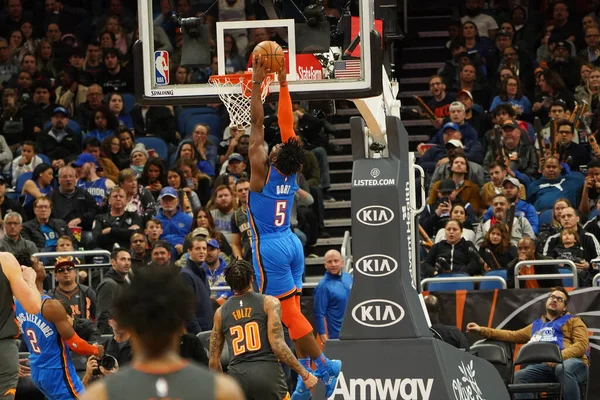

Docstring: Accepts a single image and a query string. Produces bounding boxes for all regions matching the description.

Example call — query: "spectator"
[150,239,173,267]
[453,63,489,108]
[144,218,163,248]
[97,48,133,93]
[425,295,470,350]
[6,140,43,188]
[478,223,517,270]
[575,65,599,111]
[0,176,24,218]
[22,80,56,136]
[67,47,93,87]
[73,84,104,132]
[83,39,103,80]
[102,134,129,172]
[156,186,193,252]
[167,168,200,216]
[433,204,475,244]
[176,141,216,178]
[54,66,88,117]
[313,250,352,343]
[181,237,213,333]
[536,100,576,150]
[22,196,73,251]
[528,157,585,213]
[580,26,600,67]
[483,177,538,234]
[21,163,54,219]
[542,207,600,286]
[82,137,120,184]
[74,152,116,210]
[230,178,251,261]
[427,155,482,213]
[107,92,133,129]
[0,87,27,151]
[481,162,523,207]
[467,287,588,399]
[475,194,535,247]
[36,106,82,168]
[461,0,498,39]
[457,89,485,133]
[96,248,131,333]
[139,158,168,200]
[0,37,17,83]
[188,123,218,173]
[100,314,133,368]
[49,166,99,245]
[555,120,590,173]
[129,143,148,177]
[92,186,143,250]
[189,208,233,256]
[550,229,587,266]
[428,102,480,158]
[548,39,581,92]
[130,232,150,272]
[422,219,483,277]
[208,185,235,242]
[489,76,532,117]
[507,238,561,289]
[0,212,37,254]
[48,259,96,320]
[118,168,156,222]
[425,75,455,130]
[484,119,539,185]
[130,104,178,147]
[533,69,575,118]
[175,158,213,206]
[430,147,485,188]
[35,38,57,82]
[83,106,120,143]
[418,124,466,174]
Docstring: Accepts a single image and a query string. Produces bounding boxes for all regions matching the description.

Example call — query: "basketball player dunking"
[247,55,341,399]
[15,255,103,400]
[83,266,244,400]
[0,253,41,400]
[209,259,318,399]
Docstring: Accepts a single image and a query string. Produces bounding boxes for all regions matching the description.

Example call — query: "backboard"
[134,0,382,105]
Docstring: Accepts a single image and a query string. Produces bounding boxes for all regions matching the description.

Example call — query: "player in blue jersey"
[15,256,104,400]
[248,55,341,399]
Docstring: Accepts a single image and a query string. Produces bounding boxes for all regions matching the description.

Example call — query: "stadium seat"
[121,93,136,114]
[471,342,511,383]
[559,267,574,287]
[136,136,169,160]
[183,113,222,141]
[480,269,508,290]
[15,172,32,194]
[43,119,82,136]
[538,209,554,226]
[197,331,230,372]
[425,272,474,292]
[507,342,563,399]
[38,153,51,165]
[177,107,218,133]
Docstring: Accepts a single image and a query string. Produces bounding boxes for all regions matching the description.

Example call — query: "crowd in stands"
[418,0,600,289]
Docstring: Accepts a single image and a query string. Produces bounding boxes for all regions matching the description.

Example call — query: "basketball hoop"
[209,72,275,129]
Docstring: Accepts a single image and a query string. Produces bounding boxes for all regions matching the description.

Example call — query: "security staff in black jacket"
[92,187,143,250]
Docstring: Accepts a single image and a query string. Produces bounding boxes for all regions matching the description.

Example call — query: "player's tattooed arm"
[265,296,310,380]
[208,308,225,373]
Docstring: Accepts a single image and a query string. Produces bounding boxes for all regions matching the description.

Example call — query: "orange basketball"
[253,41,285,72]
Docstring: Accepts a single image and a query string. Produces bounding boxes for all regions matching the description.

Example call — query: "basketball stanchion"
[312,116,510,400]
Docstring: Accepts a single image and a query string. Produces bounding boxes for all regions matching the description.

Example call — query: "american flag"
[334,59,361,79]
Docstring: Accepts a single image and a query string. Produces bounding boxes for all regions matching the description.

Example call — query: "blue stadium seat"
[559,267,574,287]
[183,113,222,141]
[480,269,508,290]
[38,154,51,165]
[177,107,218,133]
[43,119,82,136]
[15,172,32,194]
[136,136,169,161]
[121,93,136,114]
[538,209,554,226]
[426,272,474,292]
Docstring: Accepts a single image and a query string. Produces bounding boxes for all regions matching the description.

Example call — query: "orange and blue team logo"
[154,51,170,85]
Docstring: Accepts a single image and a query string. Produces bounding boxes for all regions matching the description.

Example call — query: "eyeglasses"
[548,294,566,303]
[56,266,75,273]
[558,130,572,134]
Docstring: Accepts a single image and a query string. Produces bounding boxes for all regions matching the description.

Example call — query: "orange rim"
[209,73,275,98]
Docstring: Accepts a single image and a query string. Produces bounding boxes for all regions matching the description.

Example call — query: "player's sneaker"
[291,376,313,400]
[316,359,342,398]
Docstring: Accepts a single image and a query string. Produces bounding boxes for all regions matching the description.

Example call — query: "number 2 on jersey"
[230,321,261,356]
[26,329,41,354]
[274,200,287,226]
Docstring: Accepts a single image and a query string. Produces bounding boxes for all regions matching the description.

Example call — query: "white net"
[209,73,275,129]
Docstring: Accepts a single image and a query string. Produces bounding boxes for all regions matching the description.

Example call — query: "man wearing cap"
[457,89,485,133]
[35,106,81,169]
[202,238,231,304]
[549,37,580,91]
[0,212,37,254]
[475,194,535,247]
[74,152,115,210]
[181,237,213,333]
[48,259,97,321]
[155,187,193,253]
[224,152,248,182]
[483,119,539,185]
[92,186,143,250]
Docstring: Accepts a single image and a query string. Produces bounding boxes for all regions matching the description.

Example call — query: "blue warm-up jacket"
[313,272,353,339]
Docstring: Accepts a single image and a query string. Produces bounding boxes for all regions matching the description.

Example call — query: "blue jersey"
[247,165,298,236]
[77,177,109,207]
[24,182,52,207]
[15,295,73,370]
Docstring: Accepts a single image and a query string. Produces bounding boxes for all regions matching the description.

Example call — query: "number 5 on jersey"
[230,321,261,356]
[274,200,287,226]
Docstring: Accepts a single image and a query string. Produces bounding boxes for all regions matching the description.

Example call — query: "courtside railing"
[34,250,112,290]
[514,260,578,288]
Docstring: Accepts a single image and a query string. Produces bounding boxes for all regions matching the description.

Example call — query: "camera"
[93,355,117,376]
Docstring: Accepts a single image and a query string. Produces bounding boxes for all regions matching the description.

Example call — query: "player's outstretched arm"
[249,54,269,192]
[208,308,225,372]
[2,253,41,314]
[43,299,104,357]
[277,65,296,143]
[264,296,318,389]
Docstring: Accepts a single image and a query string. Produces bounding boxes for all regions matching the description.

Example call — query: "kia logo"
[355,254,398,277]
[356,205,394,226]
[351,299,405,328]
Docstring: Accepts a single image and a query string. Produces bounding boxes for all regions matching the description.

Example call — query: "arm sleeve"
[313,284,329,335]
[278,84,296,143]
[479,324,533,344]
[525,205,539,234]
[96,281,116,334]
